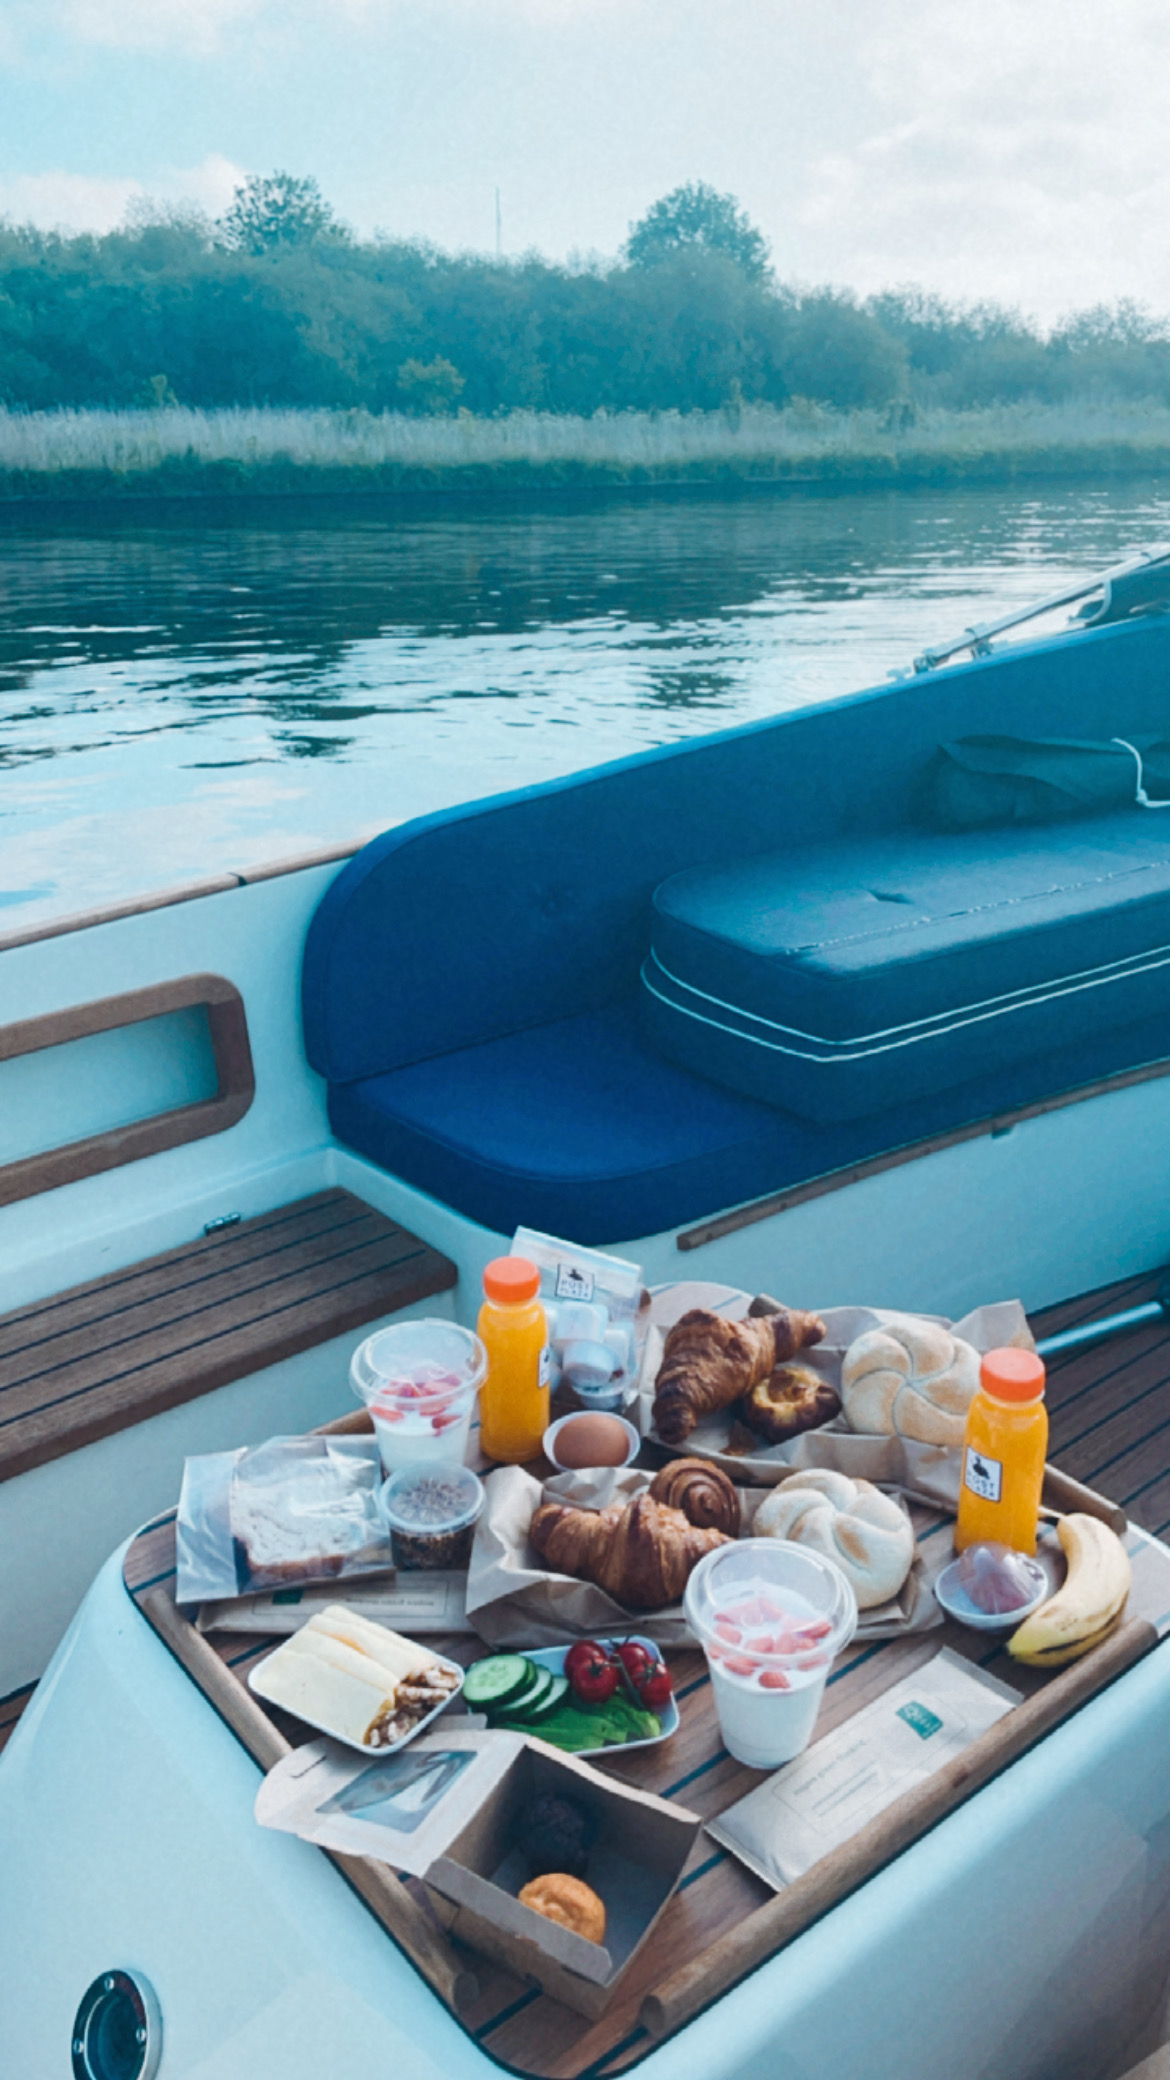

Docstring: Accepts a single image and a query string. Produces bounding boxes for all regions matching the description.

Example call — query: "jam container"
[378,1463,485,1571]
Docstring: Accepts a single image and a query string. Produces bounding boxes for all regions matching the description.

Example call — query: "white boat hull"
[3,1542,1170,2079]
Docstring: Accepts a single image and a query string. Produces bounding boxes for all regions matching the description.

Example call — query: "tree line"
[3,174,1170,419]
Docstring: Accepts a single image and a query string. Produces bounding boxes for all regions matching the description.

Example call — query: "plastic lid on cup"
[379,1463,485,1535]
[684,1538,858,1672]
[980,1347,1046,1403]
[482,1255,541,1305]
[350,1319,487,1407]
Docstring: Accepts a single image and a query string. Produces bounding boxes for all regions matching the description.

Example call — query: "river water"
[3,479,1170,929]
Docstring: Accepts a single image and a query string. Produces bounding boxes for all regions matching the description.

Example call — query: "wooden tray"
[123,1457,1165,2080]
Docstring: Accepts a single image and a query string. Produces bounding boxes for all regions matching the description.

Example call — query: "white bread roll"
[753,1470,914,1609]
[840,1316,980,1447]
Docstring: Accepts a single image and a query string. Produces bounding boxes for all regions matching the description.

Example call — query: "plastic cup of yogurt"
[350,1320,487,1474]
[684,1538,858,1768]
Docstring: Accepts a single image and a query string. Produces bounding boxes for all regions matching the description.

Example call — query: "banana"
[1007,1513,1130,1667]
[1008,1611,1124,1670]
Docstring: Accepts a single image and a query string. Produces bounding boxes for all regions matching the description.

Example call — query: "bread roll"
[519,1874,606,1944]
[840,1316,980,1447]
[753,1470,914,1609]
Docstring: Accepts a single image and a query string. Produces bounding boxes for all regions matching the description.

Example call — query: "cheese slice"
[307,1607,431,1682]
[285,1629,403,1697]
[257,1635,393,1745]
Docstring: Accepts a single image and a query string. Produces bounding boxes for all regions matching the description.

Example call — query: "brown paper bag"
[465,1462,942,1646]
[638,1285,1035,1510]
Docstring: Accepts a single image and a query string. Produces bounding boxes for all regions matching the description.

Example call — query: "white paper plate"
[513,1637,681,1756]
[249,1636,465,1755]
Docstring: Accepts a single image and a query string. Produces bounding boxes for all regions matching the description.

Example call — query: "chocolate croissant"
[652,1306,826,1446]
[648,1458,742,1536]
[528,1492,731,1608]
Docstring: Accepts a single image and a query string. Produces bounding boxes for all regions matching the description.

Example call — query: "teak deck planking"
[0,1189,456,1482]
[113,1263,1170,2080]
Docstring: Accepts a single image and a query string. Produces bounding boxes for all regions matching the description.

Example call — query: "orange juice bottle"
[477,1256,550,1463]
[954,1348,1048,1555]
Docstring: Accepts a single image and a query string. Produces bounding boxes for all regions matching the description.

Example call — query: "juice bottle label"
[964,1446,1003,1503]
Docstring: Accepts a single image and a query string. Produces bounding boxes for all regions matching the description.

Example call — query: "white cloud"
[0,155,247,233]
[785,0,1170,320]
[56,0,267,55]
[42,0,616,54]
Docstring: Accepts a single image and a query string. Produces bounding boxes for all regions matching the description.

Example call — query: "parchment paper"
[638,1284,1036,1509]
[465,1462,943,1647]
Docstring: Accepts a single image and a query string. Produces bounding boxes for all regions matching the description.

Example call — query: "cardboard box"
[423,1736,702,2018]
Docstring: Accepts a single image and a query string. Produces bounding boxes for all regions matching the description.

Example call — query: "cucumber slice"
[522,1675,570,1722]
[497,1666,555,1722]
[463,1655,533,1712]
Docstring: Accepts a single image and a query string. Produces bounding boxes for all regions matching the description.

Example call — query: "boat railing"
[910,543,1170,674]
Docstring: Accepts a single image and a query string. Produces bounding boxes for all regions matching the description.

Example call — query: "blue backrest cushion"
[303,616,1170,1086]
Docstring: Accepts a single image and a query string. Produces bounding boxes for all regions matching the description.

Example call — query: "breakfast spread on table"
[167,1226,1145,2015]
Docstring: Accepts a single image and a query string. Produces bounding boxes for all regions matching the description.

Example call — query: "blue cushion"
[643,815,1170,1121]
[327,996,1170,1244]
[303,616,1170,1089]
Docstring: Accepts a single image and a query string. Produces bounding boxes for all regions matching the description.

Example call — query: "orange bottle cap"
[483,1255,541,1305]
[980,1347,1046,1402]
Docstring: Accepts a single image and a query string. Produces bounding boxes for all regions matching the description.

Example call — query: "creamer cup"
[684,1539,857,1768]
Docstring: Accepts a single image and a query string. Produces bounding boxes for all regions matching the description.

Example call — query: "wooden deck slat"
[0,1191,456,1482]
[1048,1352,1170,1460]
[1036,1268,1163,1349]
[0,1678,37,1758]
[0,1226,430,1414]
[1035,1271,1170,1518]
[0,1192,386,1362]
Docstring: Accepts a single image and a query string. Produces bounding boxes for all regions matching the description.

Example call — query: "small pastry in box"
[423,1735,701,2018]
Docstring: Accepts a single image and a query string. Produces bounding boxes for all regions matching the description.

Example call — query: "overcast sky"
[4,0,1170,325]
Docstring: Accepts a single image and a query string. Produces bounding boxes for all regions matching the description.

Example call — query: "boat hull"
[4,1544,1170,2080]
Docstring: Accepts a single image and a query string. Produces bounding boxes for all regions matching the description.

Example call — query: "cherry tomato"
[616,1641,654,1685]
[565,1640,620,1705]
[639,1665,674,1711]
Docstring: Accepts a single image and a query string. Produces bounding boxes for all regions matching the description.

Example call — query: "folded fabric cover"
[917,733,1170,830]
[641,813,1170,1122]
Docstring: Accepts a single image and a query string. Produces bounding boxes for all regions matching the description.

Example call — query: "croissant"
[528,1492,732,1608]
[653,1306,826,1446]
[648,1458,742,1536]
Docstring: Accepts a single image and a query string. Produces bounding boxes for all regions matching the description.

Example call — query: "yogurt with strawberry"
[350,1320,487,1474]
[684,1539,857,1767]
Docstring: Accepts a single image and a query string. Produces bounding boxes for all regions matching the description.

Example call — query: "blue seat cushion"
[327,995,1170,1244]
[642,815,1170,1122]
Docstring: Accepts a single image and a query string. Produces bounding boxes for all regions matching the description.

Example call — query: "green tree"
[396,354,465,412]
[624,183,770,283]
[217,172,345,256]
